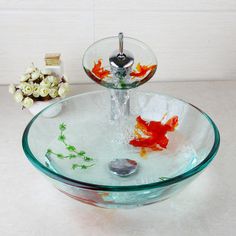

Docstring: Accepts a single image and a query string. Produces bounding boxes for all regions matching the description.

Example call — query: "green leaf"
[72,164,80,170]
[120,79,126,88]
[58,134,66,142]
[78,151,86,156]
[68,154,77,159]
[47,149,52,154]
[59,123,66,131]
[80,165,88,169]
[84,156,93,162]
[67,145,76,152]
[81,164,95,169]
[56,153,64,159]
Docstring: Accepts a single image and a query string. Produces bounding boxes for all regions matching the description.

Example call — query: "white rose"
[40,79,51,88]
[51,77,60,87]
[25,65,36,74]
[46,76,55,83]
[46,76,59,87]
[58,83,69,98]
[14,91,23,103]
[40,87,49,97]
[61,82,69,89]
[20,74,30,82]
[18,82,27,90]
[8,84,16,94]
[49,88,58,98]
[31,70,40,81]
[22,97,34,108]
[33,84,40,97]
[33,91,40,98]
[22,83,33,95]
[39,73,44,79]
[33,84,40,92]
[64,82,69,91]
[58,86,66,98]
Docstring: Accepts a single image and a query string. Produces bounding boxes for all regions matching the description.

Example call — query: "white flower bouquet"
[9,64,69,109]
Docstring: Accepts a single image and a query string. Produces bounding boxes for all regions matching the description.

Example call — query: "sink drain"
[109,158,138,177]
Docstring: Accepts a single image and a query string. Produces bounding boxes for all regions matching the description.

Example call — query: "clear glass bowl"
[22,91,220,208]
[83,36,157,89]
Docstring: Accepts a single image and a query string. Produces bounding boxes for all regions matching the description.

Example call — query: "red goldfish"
[130,63,157,78]
[129,115,178,157]
[92,59,110,80]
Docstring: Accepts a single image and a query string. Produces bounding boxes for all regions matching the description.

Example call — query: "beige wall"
[0,0,236,84]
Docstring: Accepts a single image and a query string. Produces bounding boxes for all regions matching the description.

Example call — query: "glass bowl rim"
[82,35,158,68]
[22,90,220,192]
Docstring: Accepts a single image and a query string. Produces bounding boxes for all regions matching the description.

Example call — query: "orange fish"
[58,189,111,207]
[129,115,178,157]
[92,59,111,80]
[130,63,157,78]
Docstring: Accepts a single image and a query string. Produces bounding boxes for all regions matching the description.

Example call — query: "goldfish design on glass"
[129,115,178,158]
[91,60,157,82]
[92,59,111,80]
[59,189,111,207]
[130,63,157,78]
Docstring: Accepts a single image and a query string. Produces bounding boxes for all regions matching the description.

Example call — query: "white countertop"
[0,81,235,236]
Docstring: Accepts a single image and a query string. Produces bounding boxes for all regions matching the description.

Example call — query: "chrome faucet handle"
[118,32,124,56]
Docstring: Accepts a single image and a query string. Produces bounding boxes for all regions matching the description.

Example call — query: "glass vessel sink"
[22,90,220,208]
[83,36,157,89]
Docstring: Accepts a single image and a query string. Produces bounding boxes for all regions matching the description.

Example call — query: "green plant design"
[46,123,95,170]
[72,163,95,170]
